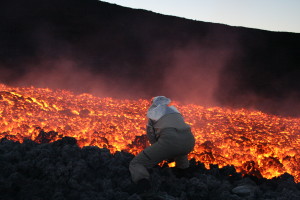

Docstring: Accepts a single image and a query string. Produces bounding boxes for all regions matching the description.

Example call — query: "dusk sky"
[102,0,300,33]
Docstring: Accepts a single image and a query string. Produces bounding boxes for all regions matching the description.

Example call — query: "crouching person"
[129,96,195,192]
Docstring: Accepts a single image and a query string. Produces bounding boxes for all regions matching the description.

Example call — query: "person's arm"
[146,119,157,144]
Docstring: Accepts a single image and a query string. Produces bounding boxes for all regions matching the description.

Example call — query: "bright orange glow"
[0,83,299,182]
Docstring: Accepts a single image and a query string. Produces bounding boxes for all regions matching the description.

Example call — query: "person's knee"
[129,162,150,183]
[130,151,149,166]
[129,158,140,173]
[129,157,137,167]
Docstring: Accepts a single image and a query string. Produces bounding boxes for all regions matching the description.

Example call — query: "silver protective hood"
[147,96,180,121]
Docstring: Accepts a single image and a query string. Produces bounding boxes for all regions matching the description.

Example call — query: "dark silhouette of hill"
[0,0,299,117]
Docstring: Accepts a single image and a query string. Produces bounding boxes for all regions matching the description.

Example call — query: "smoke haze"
[0,0,299,117]
[9,58,150,100]
[160,42,236,106]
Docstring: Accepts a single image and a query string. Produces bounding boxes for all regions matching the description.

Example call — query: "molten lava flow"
[0,84,300,182]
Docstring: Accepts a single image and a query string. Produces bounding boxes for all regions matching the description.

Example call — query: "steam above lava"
[1,83,299,183]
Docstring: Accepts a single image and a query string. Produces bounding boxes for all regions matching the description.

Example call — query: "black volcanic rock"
[0,0,299,117]
[0,138,300,200]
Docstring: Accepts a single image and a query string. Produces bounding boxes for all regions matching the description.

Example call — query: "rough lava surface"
[0,137,299,200]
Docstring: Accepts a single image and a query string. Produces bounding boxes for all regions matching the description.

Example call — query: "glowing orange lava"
[0,84,299,182]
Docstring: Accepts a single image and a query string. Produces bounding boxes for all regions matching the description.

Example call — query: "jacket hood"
[147,96,179,121]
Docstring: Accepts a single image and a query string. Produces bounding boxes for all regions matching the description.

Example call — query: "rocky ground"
[0,137,299,200]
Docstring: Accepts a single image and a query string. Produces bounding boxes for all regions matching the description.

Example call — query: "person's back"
[153,112,190,134]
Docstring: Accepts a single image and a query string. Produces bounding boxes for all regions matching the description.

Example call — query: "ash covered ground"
[0,137,299,200]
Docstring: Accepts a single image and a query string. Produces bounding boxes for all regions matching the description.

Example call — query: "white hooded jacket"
[147,96,180,122]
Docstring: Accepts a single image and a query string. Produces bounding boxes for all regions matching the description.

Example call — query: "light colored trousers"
[129,128,195,183]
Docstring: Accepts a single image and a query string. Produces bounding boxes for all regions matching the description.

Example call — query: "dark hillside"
[0,0,299,116]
